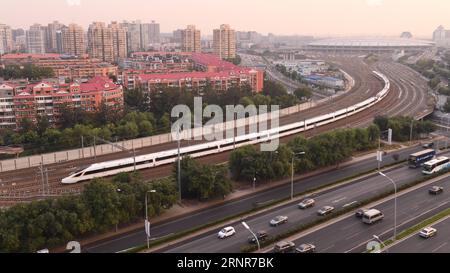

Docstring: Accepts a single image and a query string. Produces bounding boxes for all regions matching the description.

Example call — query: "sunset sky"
[2,0,449,38]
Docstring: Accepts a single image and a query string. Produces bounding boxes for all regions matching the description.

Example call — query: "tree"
[19,118,35,134]
[294,87,313,101]
[374,116,389,132]
[36,115,51,136]
[262,80,288,98]
[83,180,122,232]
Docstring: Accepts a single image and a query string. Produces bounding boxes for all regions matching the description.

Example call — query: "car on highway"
[422,142,434,149]
[429,186,444,195]
[248,231,269,244]
[362,209,384,225]
[295,244,316,253]
[419,227,437,239]
[270,216,289,226]
[298,198,316,209]
[355,208,370,218]
[317,206,335,216]
[218,227,236,239]
[273,241,296,253]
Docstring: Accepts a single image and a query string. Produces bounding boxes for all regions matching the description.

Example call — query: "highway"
[158,148,449,253]
[0,55,432,206]
[285,171,450,253]
[85,145,424,253]
[388,216,450,253]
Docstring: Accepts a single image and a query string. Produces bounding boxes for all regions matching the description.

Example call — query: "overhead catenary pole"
[177,125,182,203]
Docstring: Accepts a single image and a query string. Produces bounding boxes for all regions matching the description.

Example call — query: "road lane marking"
[333,197,347,204]
[432,242,448,253]
[343,201,358,208]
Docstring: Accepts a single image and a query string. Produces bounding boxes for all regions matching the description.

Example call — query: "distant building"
[0,77,123,129]
[121,20,142,53]
[46,21,65,53]
[0,24,14,54]
[433,25,450,48]
[213,24,236,59]
[172,29,183,43]
[141,21,161,49]
[109,22,128,61]
[61,24,86,57]
[181,25,201,53]
[88,22,127,63]
[304,75,344,89]
[26,24,46,54]
[400,32,413,39]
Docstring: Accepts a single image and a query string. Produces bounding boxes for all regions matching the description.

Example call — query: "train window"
[74,172,84,178]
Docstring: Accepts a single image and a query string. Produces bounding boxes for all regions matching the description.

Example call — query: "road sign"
[388,129,393,145]
[377,151,383,162]
[145,220,151,238]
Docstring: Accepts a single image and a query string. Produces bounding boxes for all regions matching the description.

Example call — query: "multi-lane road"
[85,145,425,253]
[0,55,433,206]
[388,217,450,253]
[288,172,450,253]
[159,148,450,253]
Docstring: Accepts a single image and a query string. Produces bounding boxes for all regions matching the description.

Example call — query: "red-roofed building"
[0,77,123,129]
[120,52,264,93]
[0,53,118,80]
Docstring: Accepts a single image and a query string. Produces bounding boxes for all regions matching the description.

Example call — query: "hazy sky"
[2,0,449,38]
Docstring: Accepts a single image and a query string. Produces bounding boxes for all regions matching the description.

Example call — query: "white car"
[298,199,316,209]
[270,216,289,226]
[317,206,335,216]
[218,227,236,239]
[419,227,437,239]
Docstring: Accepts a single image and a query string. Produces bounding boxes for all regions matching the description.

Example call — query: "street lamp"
[379,172,397,241]
[372,235,388,253]
[242,221,260,251]
[145,190,157,250]
[291,152,306,200]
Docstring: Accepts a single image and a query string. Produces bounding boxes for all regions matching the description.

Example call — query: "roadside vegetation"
[374,116,436,142]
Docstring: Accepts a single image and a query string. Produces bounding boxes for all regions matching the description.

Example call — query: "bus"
[362,209,384,225]
[409,149,436,168]
[423,157,450,175]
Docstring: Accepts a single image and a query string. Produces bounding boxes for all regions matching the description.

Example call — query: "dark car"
[355,208,370,218]
[248,231,269,244]
[429,186,444,195]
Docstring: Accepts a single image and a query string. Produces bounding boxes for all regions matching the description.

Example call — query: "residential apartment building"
[26,24,46,54]
[46,21,65,53]
[122,52,263,93]
[121,20,142,53]
[213,24,236,59]
[0,24,14,54]
[109,22,128,61]
[0,77,123,129]
[181,25,201,53]
[0,53,118,80]
[61,24,86,56]
[88,22,114,63]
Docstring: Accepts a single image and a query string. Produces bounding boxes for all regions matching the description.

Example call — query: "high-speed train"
[61,71,390,184]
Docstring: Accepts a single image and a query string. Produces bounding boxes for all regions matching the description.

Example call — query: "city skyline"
[1,0,449,38]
